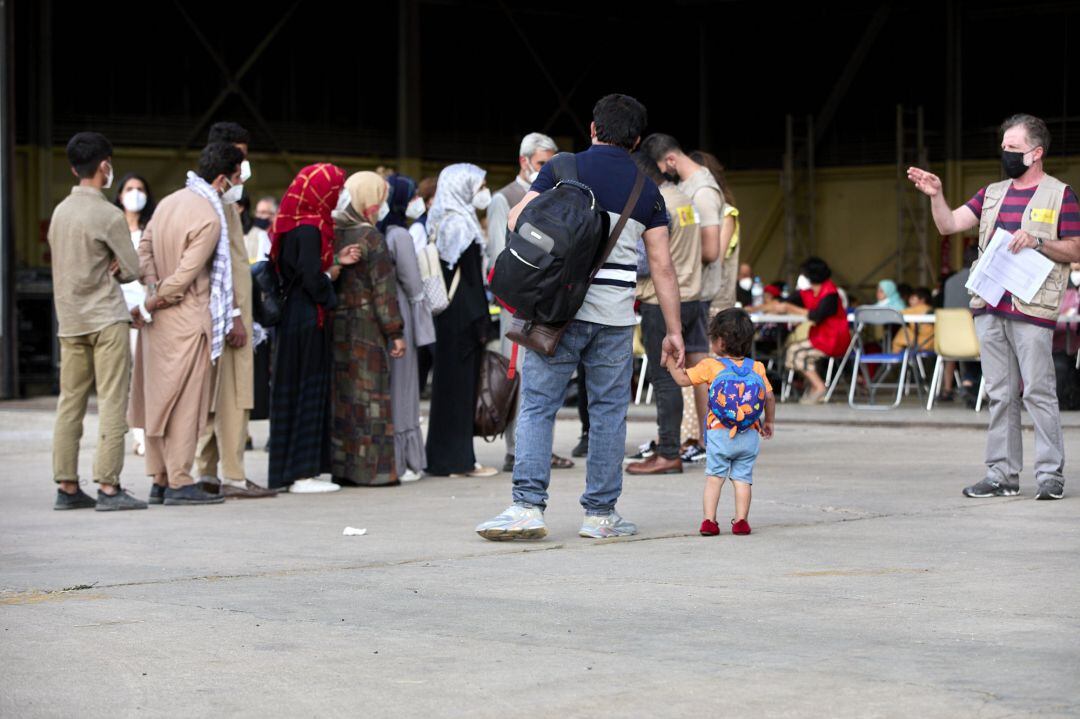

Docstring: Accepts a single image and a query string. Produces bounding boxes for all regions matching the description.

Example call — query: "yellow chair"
[926,309,985,411]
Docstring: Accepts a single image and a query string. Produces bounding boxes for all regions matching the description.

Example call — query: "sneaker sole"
[94,504,148,511]
[1035,491,1064,500]
[476,526,547,541]
[54,503,96,510]
[163,498,226,505]
[962,489,1020,498]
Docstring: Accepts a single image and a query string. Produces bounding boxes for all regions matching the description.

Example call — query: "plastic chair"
[847,307,923,410]
[926,309,985,411]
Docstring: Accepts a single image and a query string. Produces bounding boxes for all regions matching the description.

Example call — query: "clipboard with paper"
[965,228,1054,305]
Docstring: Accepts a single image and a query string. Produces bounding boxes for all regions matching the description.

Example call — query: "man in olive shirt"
[49,132,146,511]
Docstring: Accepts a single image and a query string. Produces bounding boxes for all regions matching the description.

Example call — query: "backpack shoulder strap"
[549,152,578,184]
[589,169,645,281]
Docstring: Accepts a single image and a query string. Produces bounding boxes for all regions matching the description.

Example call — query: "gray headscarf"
[427,163,486,269]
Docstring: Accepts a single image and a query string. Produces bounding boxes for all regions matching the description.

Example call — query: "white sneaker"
[579,510,638,538]
[288,478,342,494]
[399,469,422,483]
[475,503,547,541]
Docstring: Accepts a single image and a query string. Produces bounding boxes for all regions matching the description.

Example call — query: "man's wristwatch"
[1035,236,1045,249]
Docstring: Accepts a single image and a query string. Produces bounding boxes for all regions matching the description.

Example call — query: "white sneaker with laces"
[579,510,638,538]
[289,478,342,494]
[399,469,422,483]
[476,504,547,541]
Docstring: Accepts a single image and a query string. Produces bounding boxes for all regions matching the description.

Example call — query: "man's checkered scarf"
[185,171,234,361]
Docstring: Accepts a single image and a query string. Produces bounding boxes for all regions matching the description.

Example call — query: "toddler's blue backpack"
[708,358,766,437]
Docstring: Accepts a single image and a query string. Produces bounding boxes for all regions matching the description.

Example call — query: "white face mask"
[103,162,114,190]
[122,189,147,213]
[524,159,540,184]
[472,187,492,211]
[221,180,243,205]
[240,160,252,183]
[376,201,390,222]
[405,196,426,220]
[335,188,352,215]
[796,274,812,291]
[738,277,753,291]
[1071,270,1080,287]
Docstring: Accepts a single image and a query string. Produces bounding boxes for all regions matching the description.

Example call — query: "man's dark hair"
[800,256,832,284]
[640,133,682,164]
[631,152,667,186]
[708,307,755,358]
[911,287,933,305]
[208,121,251,146]
[197,142,246,183]
[592,94,648,150]
[66,132,113,178]
[1001,113,1051,153]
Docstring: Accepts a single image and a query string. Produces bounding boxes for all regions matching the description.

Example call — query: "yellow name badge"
[676,205,696,227]
[1030,208,1057,224]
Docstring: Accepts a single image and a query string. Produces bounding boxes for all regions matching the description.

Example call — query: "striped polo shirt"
[531,144,668,326]
[965,181,1080,327]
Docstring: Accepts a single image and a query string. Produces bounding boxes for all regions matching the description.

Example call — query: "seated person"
[765,257,850,404]
[891,287,935,354]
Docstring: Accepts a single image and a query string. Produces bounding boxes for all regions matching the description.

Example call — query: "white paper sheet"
[965,228,1054,305]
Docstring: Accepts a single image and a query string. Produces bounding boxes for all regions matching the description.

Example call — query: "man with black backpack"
[477,94,685,540]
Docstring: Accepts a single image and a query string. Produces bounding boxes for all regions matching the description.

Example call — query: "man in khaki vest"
[908,114,1080,500]
[194,122,275,498]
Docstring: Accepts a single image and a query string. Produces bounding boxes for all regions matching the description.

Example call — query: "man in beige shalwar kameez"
[193,122,275,498]
[129,143,246,506]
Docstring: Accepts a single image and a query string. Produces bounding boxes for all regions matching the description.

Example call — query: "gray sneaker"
[962,477,1020,498]
[579,510,638,539]
[1035,478,1064,500]
[54,487,96,510]
[475,503,547,541]
[95,487,148,511]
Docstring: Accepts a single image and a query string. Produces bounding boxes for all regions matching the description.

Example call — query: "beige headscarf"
[334,171,387,227]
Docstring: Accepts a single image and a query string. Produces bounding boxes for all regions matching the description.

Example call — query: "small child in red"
[666,308,775,536]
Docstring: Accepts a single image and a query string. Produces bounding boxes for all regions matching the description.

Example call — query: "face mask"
[662,171,680,185]
[405,196,426,220]
[524,160,540,184]
[1071,270,1080,287]
[376,201,390,222]
[335,188,352,215]
[122,189,147,212]
[103,162,114,190]
[253,217,271,230]
[796,274,812,291]
[1001,149,1034,179]
[472,188,492,211]
[221,180,243,205]
[738,277,753,291]
[240,160,252,183]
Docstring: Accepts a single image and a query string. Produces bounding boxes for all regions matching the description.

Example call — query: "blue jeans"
[512,321,634,514]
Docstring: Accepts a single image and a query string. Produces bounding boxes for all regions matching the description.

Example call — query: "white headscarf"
[427,163,486,269]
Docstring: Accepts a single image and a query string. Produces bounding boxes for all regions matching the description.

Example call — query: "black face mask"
[253,217,271,230]
[662,171,680,184]
[1001,149,1032,179]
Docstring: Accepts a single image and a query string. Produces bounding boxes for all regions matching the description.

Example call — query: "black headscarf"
[378,174,417,232]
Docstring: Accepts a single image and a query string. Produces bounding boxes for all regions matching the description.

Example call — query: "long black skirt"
[268,298,332,488]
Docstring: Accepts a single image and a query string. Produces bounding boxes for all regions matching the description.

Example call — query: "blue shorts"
[705,428,760,484]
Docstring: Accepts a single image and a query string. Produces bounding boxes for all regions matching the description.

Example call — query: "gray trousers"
[975,314,1065,485]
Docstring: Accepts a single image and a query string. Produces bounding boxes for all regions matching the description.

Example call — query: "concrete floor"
[1,404,1078,718]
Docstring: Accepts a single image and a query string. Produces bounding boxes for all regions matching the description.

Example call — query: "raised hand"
[906,167,942,197]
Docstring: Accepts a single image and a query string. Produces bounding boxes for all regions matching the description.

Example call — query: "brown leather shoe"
[221,480,278,498]
[625,454,683,475]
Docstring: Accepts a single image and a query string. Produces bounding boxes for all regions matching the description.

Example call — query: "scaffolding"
[895,105,933,286]
[781,114,815,284]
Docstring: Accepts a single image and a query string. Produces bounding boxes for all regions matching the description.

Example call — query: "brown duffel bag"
[474,349,520,441]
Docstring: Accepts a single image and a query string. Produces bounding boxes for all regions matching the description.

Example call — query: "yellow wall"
[14,146,1080,297]
[727,156,1080,297]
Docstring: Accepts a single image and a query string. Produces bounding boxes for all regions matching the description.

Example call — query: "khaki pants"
[143,336,212,489]
[53,322,131,485]
[195,356,250,480]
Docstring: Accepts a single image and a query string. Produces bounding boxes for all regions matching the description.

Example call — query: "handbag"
[506,169,645,356]
[474,349,520,440]
[417,221,461,315]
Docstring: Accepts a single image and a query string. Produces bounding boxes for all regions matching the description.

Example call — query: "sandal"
[550,454,574,470]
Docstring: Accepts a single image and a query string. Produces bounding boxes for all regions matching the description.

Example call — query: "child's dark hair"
[708,308,755,358]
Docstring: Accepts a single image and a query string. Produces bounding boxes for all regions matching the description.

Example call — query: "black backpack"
[490,153,615,324]
[251,260,285,327]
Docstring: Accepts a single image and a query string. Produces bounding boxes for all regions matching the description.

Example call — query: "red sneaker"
[731,518,751,535]
[699,519,720,536]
